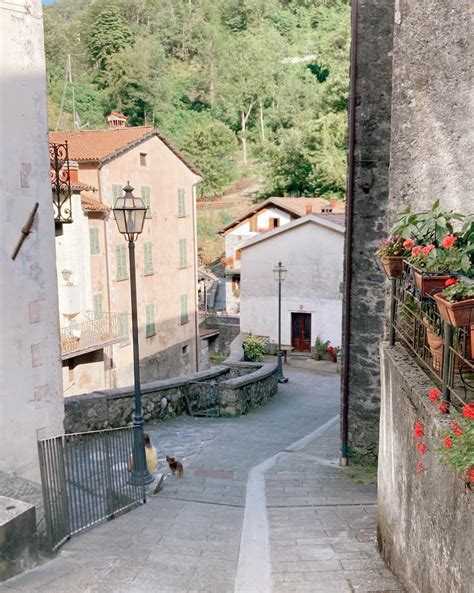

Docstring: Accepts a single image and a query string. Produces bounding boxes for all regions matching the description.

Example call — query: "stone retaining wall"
[64,362,278,432]
[378,344,472,593]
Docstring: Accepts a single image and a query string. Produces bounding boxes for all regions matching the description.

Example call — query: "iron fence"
[389,268,474,412]
[38,426,145,552]
[50,141,72,224]
[60,312,124,359]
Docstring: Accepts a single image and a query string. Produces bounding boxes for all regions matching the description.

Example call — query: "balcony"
[60,312,124,360]
[50,141,73,224]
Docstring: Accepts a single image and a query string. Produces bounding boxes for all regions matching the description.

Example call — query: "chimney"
[67,160,79,184]
[330,198,337,208]
[305,204,313,215]
[106,111,128,129]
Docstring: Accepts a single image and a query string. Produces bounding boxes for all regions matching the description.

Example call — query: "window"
[180,294,189,324]
[112,184,123,202]
[145,304,156,337]
[177,188,186,217]
[119,312,129,340]
[93,293,104,320]
[141,186,151,218]
[140,152,147,167]
[182,344,189,355]
[143,242,154,275]
[178,238,188,268]
[115,244,128,281]
[269,218,279,230]
[89,228,100,255]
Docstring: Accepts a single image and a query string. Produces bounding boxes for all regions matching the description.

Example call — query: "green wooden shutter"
[119,312,129,339]
[143,242,154,275]
[141,186,151,218]
[89,228,100,255]
[178,188,186,217]
[112,184,123,202]
[116,245,128,280]
[93,293,104,319]
[178,239,187,268]
[145,304,155,337]
[180,294,189,324]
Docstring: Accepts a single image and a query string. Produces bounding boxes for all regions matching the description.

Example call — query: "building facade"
[220,197,345,314]
[50,119,202,395]
[0,0,64,482]
[240,215,345,352]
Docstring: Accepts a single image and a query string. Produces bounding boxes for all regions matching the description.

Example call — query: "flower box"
[433,293,474,328]
[412,267,453,298]
[379,255,405,279]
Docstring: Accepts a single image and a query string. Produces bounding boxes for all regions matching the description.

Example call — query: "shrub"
[243,336,266,362]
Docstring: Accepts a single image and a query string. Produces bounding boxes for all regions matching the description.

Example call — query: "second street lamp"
[113,183,153,486]
[273,261,288,383]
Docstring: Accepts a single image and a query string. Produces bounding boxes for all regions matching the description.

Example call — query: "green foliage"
[442,280,474,303]
[243,335,266,362]
[438,416,474,477]
[87,7,132,73]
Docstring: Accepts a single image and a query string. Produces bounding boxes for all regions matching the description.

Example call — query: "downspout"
[340,0,358,467]
[191,182,200,372]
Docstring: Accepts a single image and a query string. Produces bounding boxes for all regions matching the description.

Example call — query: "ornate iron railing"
[50,141,73,223]
[389,267,474,412]
[60,312,124,359]
[38,426,145,551]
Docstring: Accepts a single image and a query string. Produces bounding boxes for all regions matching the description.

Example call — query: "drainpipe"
[191,182,200,372]
[340,0,358,467]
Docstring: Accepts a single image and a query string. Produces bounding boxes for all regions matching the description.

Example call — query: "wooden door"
[291,313,311,352]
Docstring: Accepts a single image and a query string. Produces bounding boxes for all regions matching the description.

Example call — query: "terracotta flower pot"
[433,293,474,328]
[412,268,453,298]
[426,327,443,372]
[379,256,405,279]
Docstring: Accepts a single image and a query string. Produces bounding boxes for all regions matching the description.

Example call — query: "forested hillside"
[44,0,350,200]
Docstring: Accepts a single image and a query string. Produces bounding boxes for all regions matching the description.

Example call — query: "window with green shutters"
[178,239,187,268]
[177,188,186,217]
[180,294,189,324]
[93,293,104,320]
[112,184,123,203]
[89,228,100,255]
[145,304,156,337]
[115,244,128,280]
[141,186,152,218]
[143,242,154,275]
[119,312,129,340]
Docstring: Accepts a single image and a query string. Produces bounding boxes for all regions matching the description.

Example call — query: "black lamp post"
[273,261,288,383]
[113,183,153,486]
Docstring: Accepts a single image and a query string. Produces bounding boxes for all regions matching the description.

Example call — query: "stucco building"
[240,214,345,352]
[220,197,345,313]
[50,117,202,395]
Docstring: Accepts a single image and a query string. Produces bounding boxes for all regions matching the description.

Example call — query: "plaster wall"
[240,221,344,348]
[0,0,64,481]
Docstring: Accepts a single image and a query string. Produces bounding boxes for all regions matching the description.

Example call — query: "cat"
[166,455,184,477]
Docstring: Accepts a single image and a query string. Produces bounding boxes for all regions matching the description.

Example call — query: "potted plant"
[422,314,444,373]
[326,345,341,363]
[313,337,329,361]
[433,279,474,328]
[376,236,411,278]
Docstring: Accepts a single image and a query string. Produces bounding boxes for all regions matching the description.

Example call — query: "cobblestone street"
[1,367,402,593]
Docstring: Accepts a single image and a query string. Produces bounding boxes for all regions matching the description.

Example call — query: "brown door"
[291,313,311,352]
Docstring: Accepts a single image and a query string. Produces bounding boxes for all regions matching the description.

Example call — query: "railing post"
[389,278,397,346]
[441,320,453,407]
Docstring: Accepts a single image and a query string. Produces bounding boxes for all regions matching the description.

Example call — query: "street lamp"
[113,183,153,486]
[273,261,288,383]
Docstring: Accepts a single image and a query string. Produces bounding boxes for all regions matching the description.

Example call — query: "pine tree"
[87,7,132,72]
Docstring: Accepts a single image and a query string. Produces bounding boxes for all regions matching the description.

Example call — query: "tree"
[87,7,132,73]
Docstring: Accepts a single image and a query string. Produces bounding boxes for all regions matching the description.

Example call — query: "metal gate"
[38,426,145,551]
[184,381,220,417]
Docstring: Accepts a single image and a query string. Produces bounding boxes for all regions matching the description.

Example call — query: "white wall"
[0,1,64,481]
[240,221,344,348]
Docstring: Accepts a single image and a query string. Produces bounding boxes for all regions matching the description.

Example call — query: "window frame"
[180,294,189,324]
[143,241,154,276]
[145,303,156,337]
[178,238,188,269]
[141,186,152,218]
[93,293,104,320]
[115,244,128,281]
[89,227,100,256]
[177,188,186,218]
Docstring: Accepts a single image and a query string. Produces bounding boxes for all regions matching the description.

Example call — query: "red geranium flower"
[428,388,441,402]
[462,403,474,420]
[445,277,457,287]
[422,244,435,256]
[413,420,424,438]
[417,461,423,476]
[444,436,453,449]
[438,403,448,413]
[450,421,459,431]
[441,235,457,249]
[416,443,426,456]
[469,467,474,484]
[403,238,415,249]
[411,245,422,257]
[454,427,463,437]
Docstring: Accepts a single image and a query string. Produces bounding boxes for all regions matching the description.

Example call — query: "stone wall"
[346,0,472,459]
[378,344,472,593]
[64,362,277,432]
[201,315,240,357]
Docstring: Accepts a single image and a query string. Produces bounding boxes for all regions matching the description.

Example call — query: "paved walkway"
[1,368,403,593]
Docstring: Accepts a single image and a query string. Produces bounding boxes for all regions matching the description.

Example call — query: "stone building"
[50,118,202,395]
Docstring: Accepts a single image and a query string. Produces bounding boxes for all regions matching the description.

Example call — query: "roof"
[49,126,202,177]
[239,213,345,251]
[81,193,110,213]
[72,181,97,192]
[219,197,345,234]
[199,328,220,340]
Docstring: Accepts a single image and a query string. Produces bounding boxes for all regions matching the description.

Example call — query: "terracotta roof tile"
[72,181,97,192]
[49,127,202,176]
[81,193,110,213]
